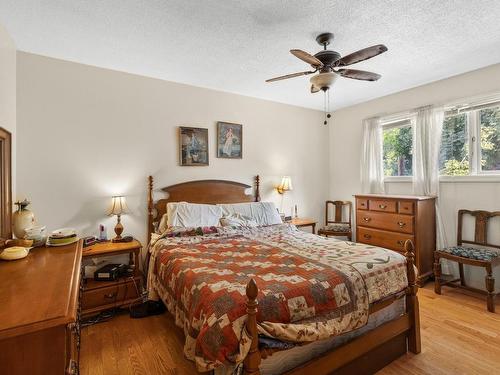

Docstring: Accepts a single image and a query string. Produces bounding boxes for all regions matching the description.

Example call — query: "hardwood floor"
[80,285,500,375]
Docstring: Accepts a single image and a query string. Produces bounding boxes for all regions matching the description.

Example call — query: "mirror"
[0,127,12,239]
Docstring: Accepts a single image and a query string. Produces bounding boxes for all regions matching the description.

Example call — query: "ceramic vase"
[13,199,35,239]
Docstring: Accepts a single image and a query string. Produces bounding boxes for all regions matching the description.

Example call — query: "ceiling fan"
[266,32,387,94]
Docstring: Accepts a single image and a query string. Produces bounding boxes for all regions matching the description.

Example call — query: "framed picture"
[217,122,242,158]
[179,126,209,166]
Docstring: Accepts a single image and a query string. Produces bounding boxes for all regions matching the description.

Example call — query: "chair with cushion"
[434,209,500,313]
[318,200,352,240]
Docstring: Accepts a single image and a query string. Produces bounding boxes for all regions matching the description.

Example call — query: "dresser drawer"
[369,199,397,213]
[357,210,414,234]
[398,201,415,215]
[81,279,139,311]
[356,198,369,210]
[357,227,414,253]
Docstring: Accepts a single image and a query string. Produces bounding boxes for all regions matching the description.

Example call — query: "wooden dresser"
[0,241,82,375]
[355,194,436,285]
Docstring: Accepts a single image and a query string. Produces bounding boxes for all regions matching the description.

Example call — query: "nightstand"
[290,218,317,234]
[81,240,143,317]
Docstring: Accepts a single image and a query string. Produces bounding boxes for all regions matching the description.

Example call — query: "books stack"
[47,228,79,247]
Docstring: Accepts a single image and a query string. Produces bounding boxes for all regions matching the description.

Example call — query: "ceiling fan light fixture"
[310,72,337,91]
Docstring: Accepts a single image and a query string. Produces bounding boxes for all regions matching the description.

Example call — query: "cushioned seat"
[441,246,500,262]
[320,223,351,232]
[434,209,500,313]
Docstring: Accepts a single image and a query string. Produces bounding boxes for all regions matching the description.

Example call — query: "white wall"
[329,63,500,289]
[17,52,327,245]
[0,24,16,194]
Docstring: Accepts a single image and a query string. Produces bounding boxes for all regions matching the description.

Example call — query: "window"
[383,120,413,177]
[479,107,500,172]
[381,99,500,179]
[440,103,500,176]
[439,113,469,176]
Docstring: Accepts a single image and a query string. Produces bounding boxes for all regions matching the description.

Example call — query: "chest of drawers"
[0,241,82,374]
[355,194,436,285]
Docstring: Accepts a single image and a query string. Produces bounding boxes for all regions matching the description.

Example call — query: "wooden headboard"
[147,175,261,240]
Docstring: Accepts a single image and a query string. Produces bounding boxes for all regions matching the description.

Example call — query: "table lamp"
[277,176,293,194]
[108,196,128,242]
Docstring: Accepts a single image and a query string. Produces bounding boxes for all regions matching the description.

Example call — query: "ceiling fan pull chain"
[324,89,332,126]
[323,91,328,125]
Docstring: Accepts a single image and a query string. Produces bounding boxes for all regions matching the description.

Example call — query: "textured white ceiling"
[1,0,500,110]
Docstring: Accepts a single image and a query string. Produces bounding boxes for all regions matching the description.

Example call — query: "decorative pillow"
[163,226,219,238]
[167,202,223,227]
[158,213,169,234]
[220,213,258,227]
[217,202,282,226]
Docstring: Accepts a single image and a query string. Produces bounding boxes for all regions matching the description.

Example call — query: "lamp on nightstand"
[108,196,128,242]
[276,176,293,194]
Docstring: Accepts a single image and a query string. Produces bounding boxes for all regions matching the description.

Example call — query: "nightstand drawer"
[81,278,140,312]
[357,227,414,253]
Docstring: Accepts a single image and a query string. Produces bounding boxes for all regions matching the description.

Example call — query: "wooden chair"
[434,209,500,313]
[318,200,352,240]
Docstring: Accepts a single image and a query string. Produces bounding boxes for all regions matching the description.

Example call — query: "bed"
[146,175,421,375]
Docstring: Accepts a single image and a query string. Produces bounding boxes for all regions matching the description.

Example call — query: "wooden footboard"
[243,240,421,375]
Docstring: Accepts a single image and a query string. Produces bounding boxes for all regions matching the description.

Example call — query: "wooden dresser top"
[354,194,436,201]
[0,240,82,340]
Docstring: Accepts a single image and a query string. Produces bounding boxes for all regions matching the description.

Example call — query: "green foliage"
[439,113,469,176]
[442,159,469,176]
[383,126,412,176]
[480,107,500,171]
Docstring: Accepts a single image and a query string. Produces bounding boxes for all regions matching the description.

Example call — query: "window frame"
[380,98,500,182]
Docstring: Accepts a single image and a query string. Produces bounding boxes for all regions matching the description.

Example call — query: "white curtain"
[413,105,449,272]
[361,117,385,194]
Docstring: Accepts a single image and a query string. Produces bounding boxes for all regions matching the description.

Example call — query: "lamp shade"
[310,72,338,92]
[279,176,293,192]
[108,196,128,216]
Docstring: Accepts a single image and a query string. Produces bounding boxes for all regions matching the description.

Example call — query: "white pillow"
[217,202,282,226]
[220,213,258,227]
[166,202,223,227]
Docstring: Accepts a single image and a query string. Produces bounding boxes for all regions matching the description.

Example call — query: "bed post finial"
[255,175,261,202]
[404,240,421,354]
[147,175,154,242]
[243,278,261,375]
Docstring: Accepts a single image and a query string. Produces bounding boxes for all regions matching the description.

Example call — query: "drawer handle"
[363,217,371,222]
[363,234,372,239]
[397,221,406,228]
[397,240,405,246]
[379,204,387,209]
[104,292,117,299]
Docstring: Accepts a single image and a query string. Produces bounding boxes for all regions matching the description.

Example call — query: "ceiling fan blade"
[311,84,320,93]
[290,49,323,67]
[337,69,381,81]
[266,70,316,83]
[335,44,388,67]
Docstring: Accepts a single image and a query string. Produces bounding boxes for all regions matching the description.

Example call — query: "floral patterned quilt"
[148,224,408,372]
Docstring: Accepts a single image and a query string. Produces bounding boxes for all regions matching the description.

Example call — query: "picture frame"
[179,126,209,166]
[217,122,242,159]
